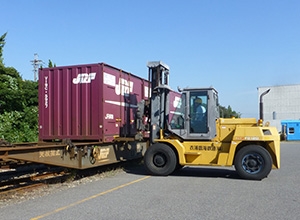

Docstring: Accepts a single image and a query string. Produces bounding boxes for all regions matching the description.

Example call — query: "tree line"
[0,33,38,142]
[220,105,241,118]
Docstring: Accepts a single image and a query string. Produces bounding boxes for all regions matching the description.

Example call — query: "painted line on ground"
[31,175,151,220]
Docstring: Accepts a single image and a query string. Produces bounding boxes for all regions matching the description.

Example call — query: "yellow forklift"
[143,61,280,180]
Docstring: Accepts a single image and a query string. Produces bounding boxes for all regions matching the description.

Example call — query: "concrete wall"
[258,84,300,131]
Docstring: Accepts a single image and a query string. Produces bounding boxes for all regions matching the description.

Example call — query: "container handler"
[143,61,280,180]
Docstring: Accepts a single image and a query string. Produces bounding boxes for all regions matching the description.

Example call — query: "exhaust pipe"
[259,89,270,120]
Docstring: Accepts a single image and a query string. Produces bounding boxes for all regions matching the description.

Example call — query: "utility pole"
[30,53,42,81]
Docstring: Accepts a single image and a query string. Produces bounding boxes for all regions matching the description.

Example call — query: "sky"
[1,0,300,118]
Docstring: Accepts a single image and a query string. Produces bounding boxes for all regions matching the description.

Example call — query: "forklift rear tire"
[234,145,272,180]
[144,143,177,176]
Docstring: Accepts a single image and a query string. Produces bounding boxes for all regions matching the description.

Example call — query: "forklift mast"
[147,61,171,143]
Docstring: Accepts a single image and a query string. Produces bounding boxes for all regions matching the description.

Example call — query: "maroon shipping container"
[39,63,149,142]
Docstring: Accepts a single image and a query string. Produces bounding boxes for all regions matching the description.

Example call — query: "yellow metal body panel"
[155,139,222,166]
[155,118,280,169]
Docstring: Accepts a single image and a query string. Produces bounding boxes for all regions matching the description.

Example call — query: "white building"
[258,84,300,132]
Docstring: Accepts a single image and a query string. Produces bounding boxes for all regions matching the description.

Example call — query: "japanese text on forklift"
[142,61,280,180]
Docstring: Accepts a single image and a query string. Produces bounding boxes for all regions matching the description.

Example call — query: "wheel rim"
[153,153,167,167]
[241,153,264,174]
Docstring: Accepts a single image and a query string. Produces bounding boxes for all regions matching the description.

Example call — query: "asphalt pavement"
[1,142,299,220]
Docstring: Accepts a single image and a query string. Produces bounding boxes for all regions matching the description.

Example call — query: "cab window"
[169,94,185,129]
[190,91,208,133]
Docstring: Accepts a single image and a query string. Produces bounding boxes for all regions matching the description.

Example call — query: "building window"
[289,127,295,134]
[273,111,276,120]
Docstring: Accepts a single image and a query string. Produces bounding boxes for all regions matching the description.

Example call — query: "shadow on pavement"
[123,160,241,180]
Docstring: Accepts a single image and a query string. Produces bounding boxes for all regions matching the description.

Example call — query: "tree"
[0,65,39,142]
[219,105,241,118]
[0,106,38,142]
[0,66,24,114]
[0,32,39,142]
[48,59,56,67]
[22,80,38,107]
[48,59,53,68]
[0,32,7,65]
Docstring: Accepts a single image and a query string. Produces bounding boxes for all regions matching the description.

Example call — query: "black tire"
[234,145,272,180]
[144,143,177,176]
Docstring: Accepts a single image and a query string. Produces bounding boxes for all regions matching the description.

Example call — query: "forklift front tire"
[144,143,177,176]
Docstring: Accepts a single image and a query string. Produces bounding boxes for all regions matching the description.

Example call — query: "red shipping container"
[38,63,149,142]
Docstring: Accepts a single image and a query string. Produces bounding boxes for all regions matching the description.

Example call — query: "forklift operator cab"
[169,88,219,140]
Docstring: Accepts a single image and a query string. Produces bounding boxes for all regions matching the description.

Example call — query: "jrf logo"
[103,72,134,96]
[115,78,133,96]
[73,73,96,84]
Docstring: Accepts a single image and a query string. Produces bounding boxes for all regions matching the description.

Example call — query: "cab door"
[186,88,218,140]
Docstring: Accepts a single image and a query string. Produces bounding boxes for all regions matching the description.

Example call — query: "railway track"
[0,165,68,196]
[0,160,141,205]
